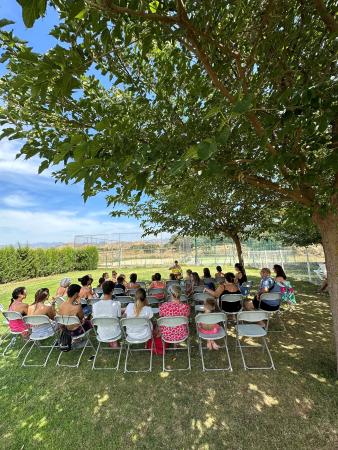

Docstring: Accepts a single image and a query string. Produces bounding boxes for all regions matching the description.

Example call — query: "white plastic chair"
[91,317,123,370]
[193,285,205,293]
[22,315,58,367]
[116,296,134,307]
[219,294,243,319]
[1,311,30,357]
[236,311,275,370]
[195,313,232,371]
[147,297,161,314]
[126,288,138,297]
[54,315,95,368]
[113,288,125,296]
[259,293,285,332]
[53,297,65,311]
[157,316,191,372]
[148,288,166,299]
[120,317,154,373]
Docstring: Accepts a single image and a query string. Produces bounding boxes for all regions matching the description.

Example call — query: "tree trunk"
[313,198,338,374]
[231,233,245,267]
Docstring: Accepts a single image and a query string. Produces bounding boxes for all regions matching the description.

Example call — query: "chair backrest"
[23,315,51,327]
[220,294,243,303]
[93,288,103,296]
[147,296,160,305]
[157,316,188,328]
[54,297,65,308]
[241,281,253,288]
[116,296,134,305]
[193,285,205,293]
[203,277,215,285]
[166,280,180,288]
[148,288,165,296]
[113,288,125,295]
[2,310,23,321]
[193,292,210,302]
[237,311,269,322]
[138,282,147,289]
[126,288,138,296]
[92,317,120,328]
[180,294,188,302]
[55,315,81,326]
[195,312,226,325]
[260,293,281,302]
[120,317,151,335]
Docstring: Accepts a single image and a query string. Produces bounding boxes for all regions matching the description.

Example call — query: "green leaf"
[205,106,221,119]
[17,0,47,28]
[215,128,230,145]
[149,1,159,13]
[197,140,217,160]
[0,19,15,28]
[232,94,254,114]
[0,128,15,139]
[38,159,49,174]
[75,9,87,20]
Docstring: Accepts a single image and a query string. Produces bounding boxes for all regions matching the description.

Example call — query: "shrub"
[0,246,98,284]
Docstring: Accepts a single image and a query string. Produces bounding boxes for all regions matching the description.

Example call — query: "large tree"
[116,178,280,266]
[0,1,337,369]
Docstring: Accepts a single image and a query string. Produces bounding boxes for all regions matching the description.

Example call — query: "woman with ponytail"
[124,288,153,340]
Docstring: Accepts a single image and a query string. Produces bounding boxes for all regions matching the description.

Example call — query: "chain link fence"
[74,233,326,284]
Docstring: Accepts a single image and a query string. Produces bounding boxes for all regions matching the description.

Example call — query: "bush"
[0,246,98,284]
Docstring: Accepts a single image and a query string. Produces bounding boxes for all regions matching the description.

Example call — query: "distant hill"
[0,242,69,249]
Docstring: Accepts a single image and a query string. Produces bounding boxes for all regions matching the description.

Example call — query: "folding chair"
[91,317,123,370]
[120,317,154,373]
[259,293,285,332]
[22,315,58,367]
[157,316,191,372]
[116,296,134,308]
[148,288,166,300]
[54,316,95,368]
[53,297,65,311]
[195,312,232,371]
[113,288,125,296]
[236,311,275,370]
[193,292,210,313]
[165,280,180,291]
[126,288,138,297]
[147,297,161,314]
[219,294,243,321]
[138,282,147,289]
[193,285,205,293]
[1,311,30,357]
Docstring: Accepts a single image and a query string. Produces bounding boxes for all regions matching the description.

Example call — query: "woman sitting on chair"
[7,287,29,335]
[55,278,71,298]
[59,284,92,337]
[124,288,153,341]
[159,285,190,342]
[149,273,166,299]
[27,288,56,339]
[215,266,225,279]
[245,268,281,311]
[204,272,241,313]
[78,275,94,299]
[126,273,141,290]
[234,263,247,286]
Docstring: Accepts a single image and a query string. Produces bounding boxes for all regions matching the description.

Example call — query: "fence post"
[306,248,312,282]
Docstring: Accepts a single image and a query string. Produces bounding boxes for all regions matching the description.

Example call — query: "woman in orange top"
[148,273,165,299]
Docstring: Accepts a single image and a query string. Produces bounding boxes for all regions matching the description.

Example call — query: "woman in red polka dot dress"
[159,285,190,341]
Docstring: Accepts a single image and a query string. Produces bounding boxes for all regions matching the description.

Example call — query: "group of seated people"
[5,263,293,353]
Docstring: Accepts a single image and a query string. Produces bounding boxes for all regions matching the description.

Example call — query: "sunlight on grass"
[159,371,169,378]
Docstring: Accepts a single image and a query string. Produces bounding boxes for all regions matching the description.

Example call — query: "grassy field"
[0,267,337,450]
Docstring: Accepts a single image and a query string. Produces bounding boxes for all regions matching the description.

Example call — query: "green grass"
[0,267,337,450]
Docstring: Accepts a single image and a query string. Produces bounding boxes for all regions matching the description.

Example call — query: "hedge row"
[0,246,98,283]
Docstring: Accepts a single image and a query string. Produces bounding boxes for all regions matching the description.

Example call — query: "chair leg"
[124,341,153,373]
[92,341,123,371]
[162,340,191,372]
[56,337,90,368]
[22,340,57,368]
[199,337,232,371]
[237,337,275,370]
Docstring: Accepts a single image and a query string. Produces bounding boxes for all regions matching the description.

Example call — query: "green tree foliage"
[0,246,98,283]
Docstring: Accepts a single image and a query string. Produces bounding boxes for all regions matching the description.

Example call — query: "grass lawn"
[0,267,337,449]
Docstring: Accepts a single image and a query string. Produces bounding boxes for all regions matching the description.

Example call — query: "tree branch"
[90,0,179,25]
[313,0,338,33]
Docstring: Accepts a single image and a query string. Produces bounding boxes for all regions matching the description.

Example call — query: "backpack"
[59,328,72,352]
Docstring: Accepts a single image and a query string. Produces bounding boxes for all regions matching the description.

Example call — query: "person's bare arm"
[204,286,223,298]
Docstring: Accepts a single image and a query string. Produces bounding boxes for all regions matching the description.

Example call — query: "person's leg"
[207,340,212,350]
[211,340,220,350]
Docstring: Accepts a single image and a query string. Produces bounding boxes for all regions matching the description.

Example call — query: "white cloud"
[2,192,37,208]
[0,138,52,177]
[0,208,143,245]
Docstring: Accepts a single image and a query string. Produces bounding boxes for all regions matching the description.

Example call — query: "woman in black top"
[204,272,241,312]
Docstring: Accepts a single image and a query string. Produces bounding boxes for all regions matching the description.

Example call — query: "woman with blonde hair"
[159,285,190,342]
[124,288,153,340]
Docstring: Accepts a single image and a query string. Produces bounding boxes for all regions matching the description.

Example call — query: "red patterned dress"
[159,301,190,342]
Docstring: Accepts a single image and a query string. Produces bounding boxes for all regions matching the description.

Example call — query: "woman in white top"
[92,280,121,341]
[124,288,153,341]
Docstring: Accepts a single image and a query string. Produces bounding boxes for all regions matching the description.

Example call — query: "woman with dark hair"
[202,268,215,290]
[186,271,204,296]
[149,273,165,299]
[97,277,105,289]
[126,273,140,290]
[214,266,225,279]
[273,264,287,282]
[78,275,94,299]
[27,289,56,339]
[204,272,241,312]
[59,284,92,336]
[7,287,29,334]
[234,263,247,285]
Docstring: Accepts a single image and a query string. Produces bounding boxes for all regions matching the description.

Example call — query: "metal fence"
[74,233,325,284]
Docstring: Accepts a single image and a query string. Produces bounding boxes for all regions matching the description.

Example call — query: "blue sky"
[0,2,145,245]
